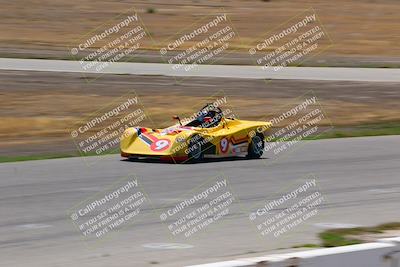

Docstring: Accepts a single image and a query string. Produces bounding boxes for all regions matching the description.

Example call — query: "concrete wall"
[187,237,400,267]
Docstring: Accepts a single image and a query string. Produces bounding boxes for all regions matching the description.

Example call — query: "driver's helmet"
[197,103,223,127]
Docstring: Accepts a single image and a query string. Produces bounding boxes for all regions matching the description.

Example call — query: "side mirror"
[172,115,182,126]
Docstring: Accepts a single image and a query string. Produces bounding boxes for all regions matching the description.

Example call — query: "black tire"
[187,135,204,163]
[247,133,264,159]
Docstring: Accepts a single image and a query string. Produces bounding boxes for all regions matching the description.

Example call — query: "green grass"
[290,222,400,249]
[146,7,156,14]
[1,53,400,68]
[267,122,400,142]
[319,232,362,247]
[0,150,119,163]
[311,122,400,140]
[319,222,400,247]
[0,153,78,163]
[292,243,321,249]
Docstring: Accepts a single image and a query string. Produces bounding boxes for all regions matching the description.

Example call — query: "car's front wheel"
[247,133,264,159]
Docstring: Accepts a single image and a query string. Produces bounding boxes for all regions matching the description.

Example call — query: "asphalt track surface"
[1,58,400,82]
[1,135,400,267]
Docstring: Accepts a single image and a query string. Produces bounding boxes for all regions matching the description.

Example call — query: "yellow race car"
[120,104,272,163]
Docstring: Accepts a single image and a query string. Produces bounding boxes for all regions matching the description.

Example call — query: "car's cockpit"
[185,103,223,128]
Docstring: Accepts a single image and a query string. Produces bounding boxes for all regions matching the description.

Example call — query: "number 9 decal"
[220,138,229,153]
[150,139,171,152]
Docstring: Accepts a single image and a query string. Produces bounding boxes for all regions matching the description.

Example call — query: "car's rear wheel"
[188,135,204,163]
[247,133,264,159]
